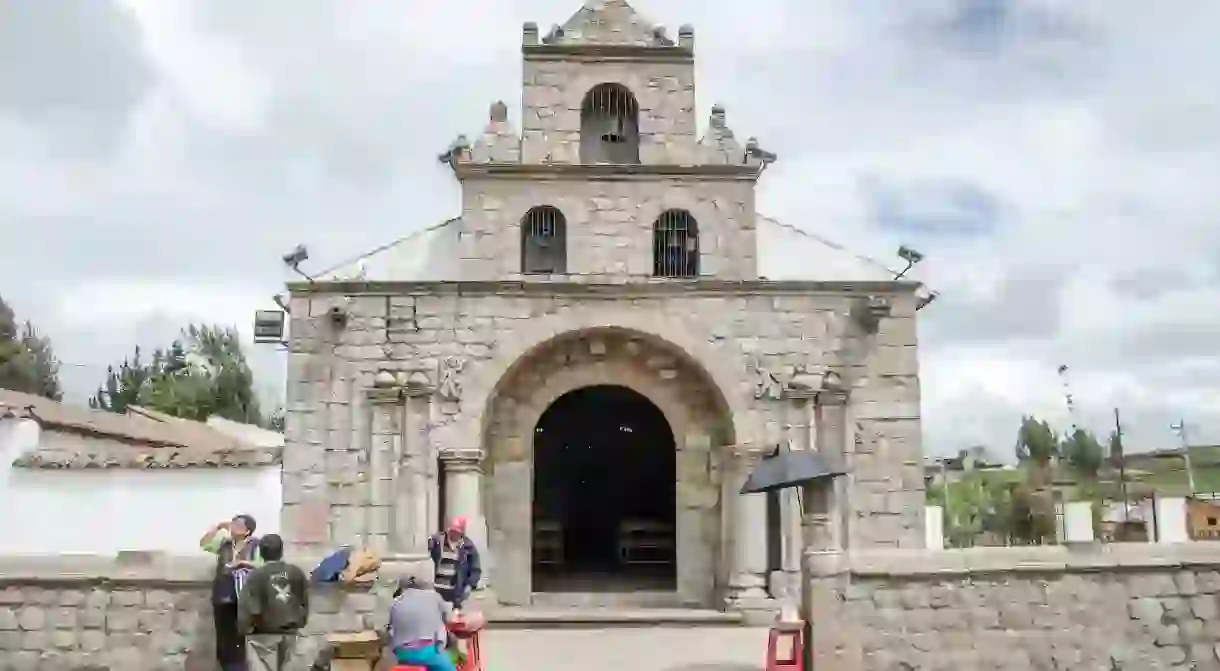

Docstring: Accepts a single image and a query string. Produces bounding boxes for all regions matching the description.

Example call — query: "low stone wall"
[0,553,428,671]
[831,543,1220,670]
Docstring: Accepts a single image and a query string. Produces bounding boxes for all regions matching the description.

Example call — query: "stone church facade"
[282,0,925,615]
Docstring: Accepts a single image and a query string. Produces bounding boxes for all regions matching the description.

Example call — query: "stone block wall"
[521,58,697,165]
[284,282,925,560]
[457,177,757,280]
[827,544,1220,670]
[0,555,423,671]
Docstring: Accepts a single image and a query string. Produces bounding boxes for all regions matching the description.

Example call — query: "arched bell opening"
[520,206,568,274]
[580,83,641,165]
[652,209,700,278]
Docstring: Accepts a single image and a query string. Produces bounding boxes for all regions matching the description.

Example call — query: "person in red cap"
[428,516,482,611]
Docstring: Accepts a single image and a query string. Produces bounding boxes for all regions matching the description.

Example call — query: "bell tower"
[443,0,776,282]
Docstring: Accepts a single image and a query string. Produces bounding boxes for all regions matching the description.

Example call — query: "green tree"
[1015,416,1059,484]
[0,294,62,400]
[92,324,268,427]
[90,346,152,413]
[1012,416,1062,545]
[143,325,263,424]
[1062,428,1106,491]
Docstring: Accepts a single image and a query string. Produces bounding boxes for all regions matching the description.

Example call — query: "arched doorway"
[479,327,741,606]
[531,385,677,592]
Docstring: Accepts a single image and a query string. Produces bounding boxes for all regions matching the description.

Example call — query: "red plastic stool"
[449,612,487,671]
[766,619,805,671]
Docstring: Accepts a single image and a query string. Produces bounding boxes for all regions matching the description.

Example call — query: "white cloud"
[2,0,1218,458]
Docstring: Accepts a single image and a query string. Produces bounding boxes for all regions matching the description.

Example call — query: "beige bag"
[340,548,382,584]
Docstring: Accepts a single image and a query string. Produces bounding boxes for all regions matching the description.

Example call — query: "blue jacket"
[311,547,352,583]
[427,534,481,605]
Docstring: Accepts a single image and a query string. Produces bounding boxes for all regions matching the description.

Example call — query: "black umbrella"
[740,443,847,494]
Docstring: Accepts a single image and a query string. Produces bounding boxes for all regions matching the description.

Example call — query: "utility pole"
[1114,408,1129,523]
[1171,420,1196,494]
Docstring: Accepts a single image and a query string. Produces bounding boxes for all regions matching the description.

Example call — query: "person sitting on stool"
[389,574,456,671]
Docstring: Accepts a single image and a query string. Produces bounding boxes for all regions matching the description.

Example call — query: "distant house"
[1187,497,1220,541]
[0,389,283,555]
[925,446,1010,488]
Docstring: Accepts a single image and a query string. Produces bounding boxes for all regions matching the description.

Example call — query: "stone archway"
[482,327,735,606]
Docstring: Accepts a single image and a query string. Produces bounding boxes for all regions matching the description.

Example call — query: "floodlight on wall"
[282,244,313,282]
[253,310,287,345]
[894,245,924,280]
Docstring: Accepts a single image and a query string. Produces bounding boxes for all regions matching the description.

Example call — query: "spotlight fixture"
[282,244,313,282]
[894,245,924,280]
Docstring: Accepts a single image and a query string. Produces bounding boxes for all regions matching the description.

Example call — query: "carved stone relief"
[750,356,783,400]
[437,356,466,401]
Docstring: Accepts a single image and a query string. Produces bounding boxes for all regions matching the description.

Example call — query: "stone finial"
[678,24,695,50]
[489,101,508,123]
[523,21,539,46]
[698,104,743,165]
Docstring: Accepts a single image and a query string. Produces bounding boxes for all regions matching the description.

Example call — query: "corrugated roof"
[0,389,282,470]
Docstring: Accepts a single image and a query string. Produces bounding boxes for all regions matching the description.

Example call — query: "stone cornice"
[287,278,923,298]
[847,544,1220,579]
[522,43,693,63]
[452,163,760,182]
[0,553,430,587]
[440,448,484,472]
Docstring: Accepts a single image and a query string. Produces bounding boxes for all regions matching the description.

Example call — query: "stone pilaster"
[724,443,774,621]
[365,380,404,555]
[778,380,818,602]
[402,377,435,557]
[817,381,850,551]
[440,448,490,588]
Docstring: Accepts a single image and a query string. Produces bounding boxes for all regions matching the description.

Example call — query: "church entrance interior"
[531,385,677,592]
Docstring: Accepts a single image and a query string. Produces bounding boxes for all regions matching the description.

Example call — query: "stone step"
[482,627,769,671]
[525,589,686,609]
[486,606,745,628]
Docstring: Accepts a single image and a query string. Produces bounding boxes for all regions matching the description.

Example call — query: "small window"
[580,83,640,165]
[1208,517,1217,526]
[652,209,699,278]
[521,206,567,274]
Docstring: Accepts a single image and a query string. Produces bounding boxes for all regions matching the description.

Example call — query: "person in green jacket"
[238,534,309,671]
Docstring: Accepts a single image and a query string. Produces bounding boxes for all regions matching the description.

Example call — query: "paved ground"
[481,626,769,671]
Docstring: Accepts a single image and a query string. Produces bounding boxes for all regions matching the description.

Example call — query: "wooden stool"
[766,619,805,671]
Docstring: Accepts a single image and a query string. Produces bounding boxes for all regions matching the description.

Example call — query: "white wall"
[0,417,282,555]
[924,505,944,550]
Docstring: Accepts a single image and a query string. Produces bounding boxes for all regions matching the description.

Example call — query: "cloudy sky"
[1,0,1217,458]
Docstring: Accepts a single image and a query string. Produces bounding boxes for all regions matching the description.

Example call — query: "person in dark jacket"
[427,516,481,610]
[238,534,309,671]
[201,514,262,671]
